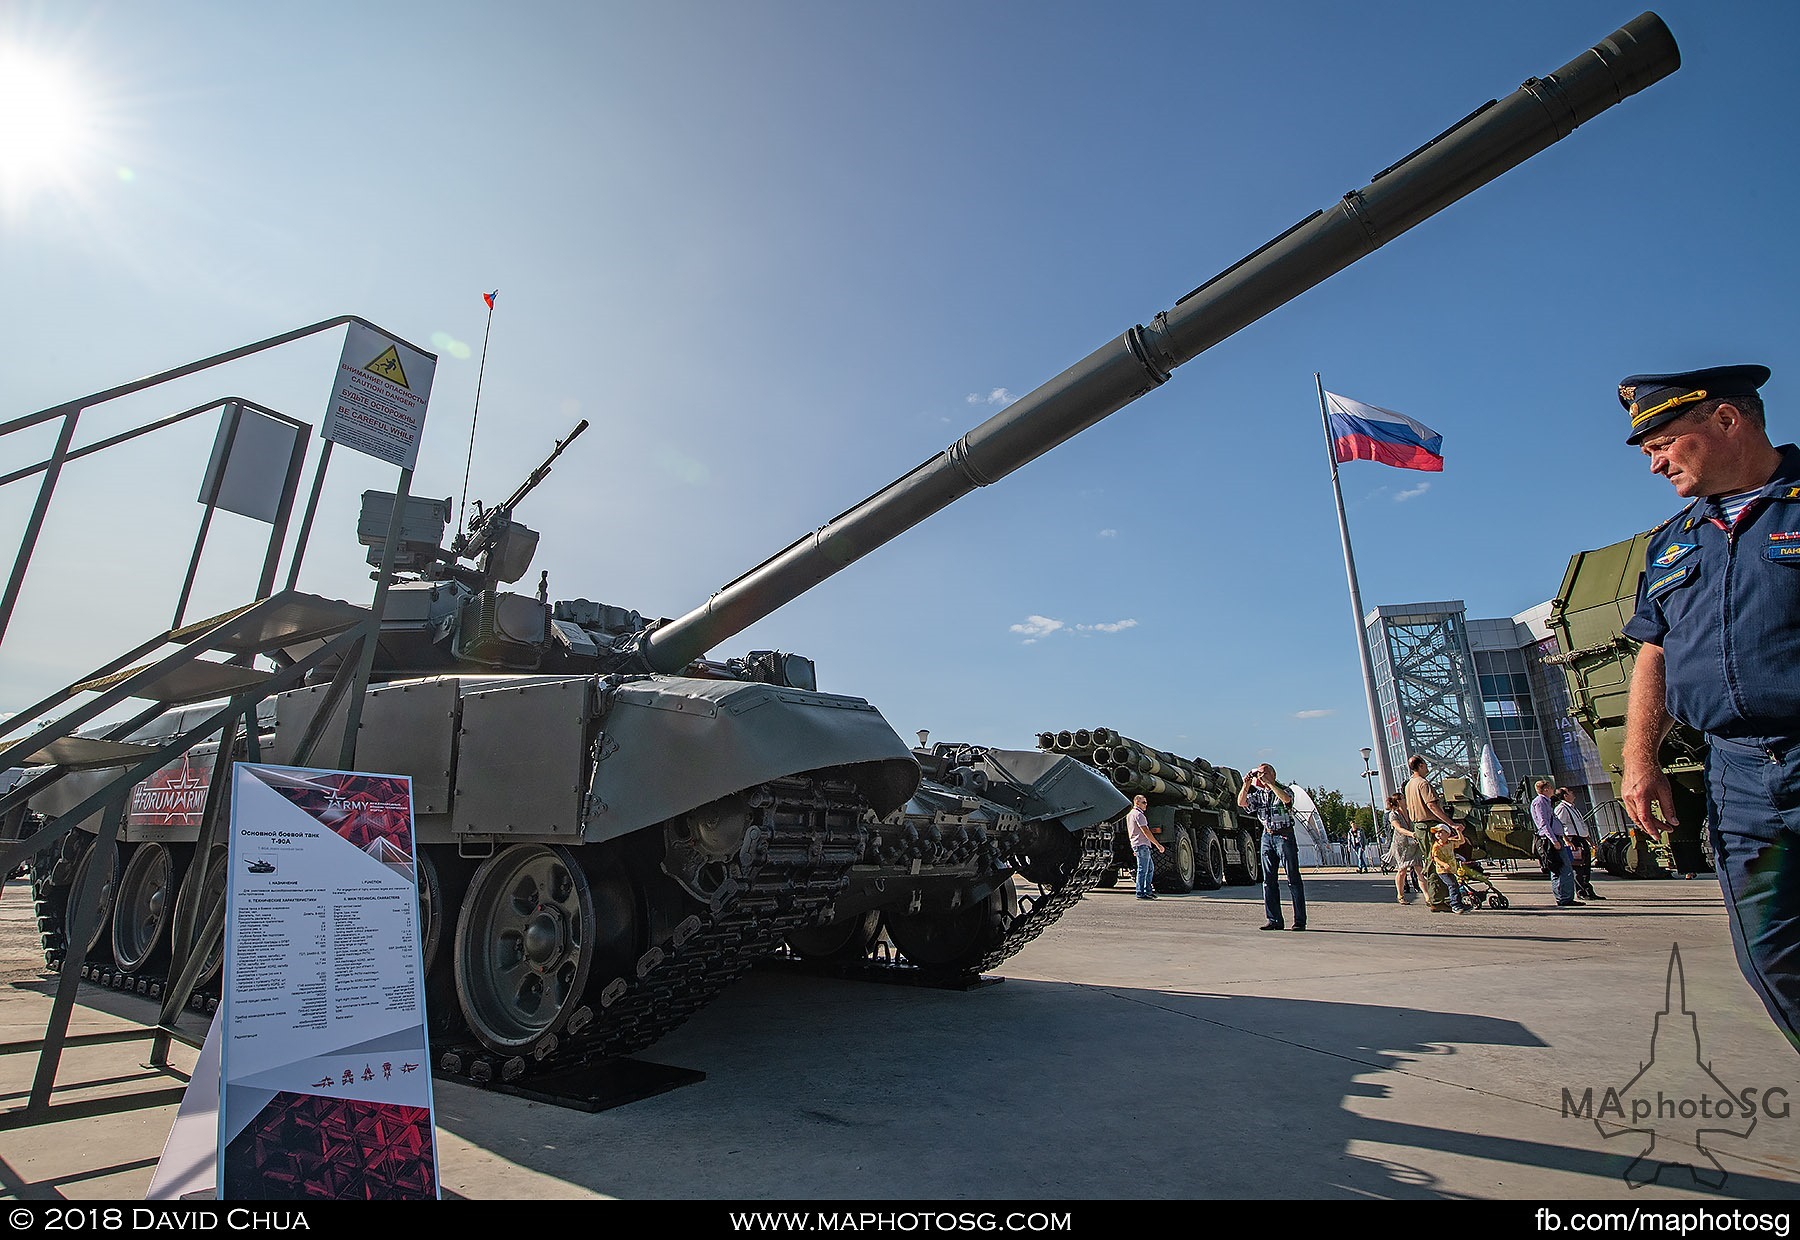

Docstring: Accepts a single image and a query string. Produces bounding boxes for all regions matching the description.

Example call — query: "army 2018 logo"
[1560,945,1791,1188]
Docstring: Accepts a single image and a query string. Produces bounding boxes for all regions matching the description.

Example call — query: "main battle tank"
[16,13,1680,1083]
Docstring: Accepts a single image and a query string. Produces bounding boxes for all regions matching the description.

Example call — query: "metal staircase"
[0,590,374,1122]
[0,314,440,1129]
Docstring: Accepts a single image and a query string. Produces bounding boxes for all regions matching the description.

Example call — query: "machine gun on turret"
[450,418,589,593]
[350,419,593,670]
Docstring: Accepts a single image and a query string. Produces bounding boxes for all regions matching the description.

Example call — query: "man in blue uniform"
[1618,364,1800,1055]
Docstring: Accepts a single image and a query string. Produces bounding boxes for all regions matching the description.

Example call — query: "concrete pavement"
[1,865,1797,1201]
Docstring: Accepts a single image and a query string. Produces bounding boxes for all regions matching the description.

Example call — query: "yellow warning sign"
[364,345,410,389]
[326,324,436,470]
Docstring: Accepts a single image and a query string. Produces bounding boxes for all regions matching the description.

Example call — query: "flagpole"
[1316,374,1395,810]
[458,291,498,540]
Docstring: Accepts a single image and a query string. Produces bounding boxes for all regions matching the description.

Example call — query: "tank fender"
[584,676,919,843]
[969,747,1128,831]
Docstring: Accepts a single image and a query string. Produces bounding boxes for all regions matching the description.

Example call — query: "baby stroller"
[1449,855,1511,909]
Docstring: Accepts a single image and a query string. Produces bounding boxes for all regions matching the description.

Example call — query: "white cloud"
[1394,481,1431,502]
[966,387,1019,407]
[1293,709,1333,719]
[1097,528,1117,538]
[1075,619,1138,633]
[1010,615,1064,643]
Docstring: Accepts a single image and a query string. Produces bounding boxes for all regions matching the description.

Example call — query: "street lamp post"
[1361,747,1381,867]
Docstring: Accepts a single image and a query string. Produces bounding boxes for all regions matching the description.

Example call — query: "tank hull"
[22,694,1124,1076]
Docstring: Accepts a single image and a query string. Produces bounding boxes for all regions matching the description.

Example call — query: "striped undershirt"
[1714,488,1760,524]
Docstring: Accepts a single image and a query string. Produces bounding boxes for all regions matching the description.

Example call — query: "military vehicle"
[1438,776,1538,866]
[1035,728,1263,892]
[5,13,1681,1084]
[1547,531,1710,877]
[783,735,1128,974]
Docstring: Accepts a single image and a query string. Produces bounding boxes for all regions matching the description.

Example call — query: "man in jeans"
[1126,794,1164,900]
[1530,777,1581,907]
[1238,762,1306,931]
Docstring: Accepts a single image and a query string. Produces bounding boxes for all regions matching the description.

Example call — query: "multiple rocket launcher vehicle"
[1037,728,1264,892]
[4,14,1681,1082]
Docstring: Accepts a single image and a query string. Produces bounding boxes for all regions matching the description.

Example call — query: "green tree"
[1304,787,1358,841]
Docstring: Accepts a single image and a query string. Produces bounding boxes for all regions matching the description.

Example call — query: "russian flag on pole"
[1324,391,1444,472]
[482,289,498,309]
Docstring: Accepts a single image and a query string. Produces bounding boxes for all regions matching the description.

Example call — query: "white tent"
[1287,785,1333,867]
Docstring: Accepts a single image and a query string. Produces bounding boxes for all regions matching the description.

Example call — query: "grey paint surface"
[585,677,918,842]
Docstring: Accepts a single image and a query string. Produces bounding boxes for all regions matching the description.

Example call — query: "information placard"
[322,323,435,469]
[219,764,438,1200]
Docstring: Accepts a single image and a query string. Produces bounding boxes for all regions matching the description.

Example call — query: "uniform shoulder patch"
[1647,504,1694,538]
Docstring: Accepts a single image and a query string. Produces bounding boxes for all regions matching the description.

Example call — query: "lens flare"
[0,43,100,211]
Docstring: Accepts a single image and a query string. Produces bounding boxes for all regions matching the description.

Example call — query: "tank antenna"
[458,289,500,539]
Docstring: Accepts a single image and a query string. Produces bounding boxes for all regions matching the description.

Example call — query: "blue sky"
[3,1,1796,804]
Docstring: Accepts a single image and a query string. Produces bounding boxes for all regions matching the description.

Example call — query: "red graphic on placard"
[221,1093,436,1200]
[248,769,414,858]
[129,752,214,827]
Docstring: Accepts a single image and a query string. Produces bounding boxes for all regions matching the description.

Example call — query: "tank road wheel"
[1194,827,1227,891]
[454,844,597,1056]
[1155,827,1197,894]
[415,849,473,1038]
[884,879,1019,972]
[416,848,453,978]
[66,837,120,965]
[111,843,190,974]
[169,848,229,995]
[786,910,881,965]
[1240,830,1263,886]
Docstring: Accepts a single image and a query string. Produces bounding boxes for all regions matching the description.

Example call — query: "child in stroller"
[1429,823,1512,912]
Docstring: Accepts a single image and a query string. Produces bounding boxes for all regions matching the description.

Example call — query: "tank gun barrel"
[637,13,1678,674]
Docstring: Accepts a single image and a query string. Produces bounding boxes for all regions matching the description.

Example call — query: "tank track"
[775,818,1115,983]
[968,820,1115,974]
[435,773,868,1085]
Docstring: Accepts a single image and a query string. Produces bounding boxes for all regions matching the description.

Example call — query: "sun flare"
[0,44,99,204]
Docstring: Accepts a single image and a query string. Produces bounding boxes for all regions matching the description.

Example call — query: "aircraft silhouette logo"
[1591,944,1757,1189]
